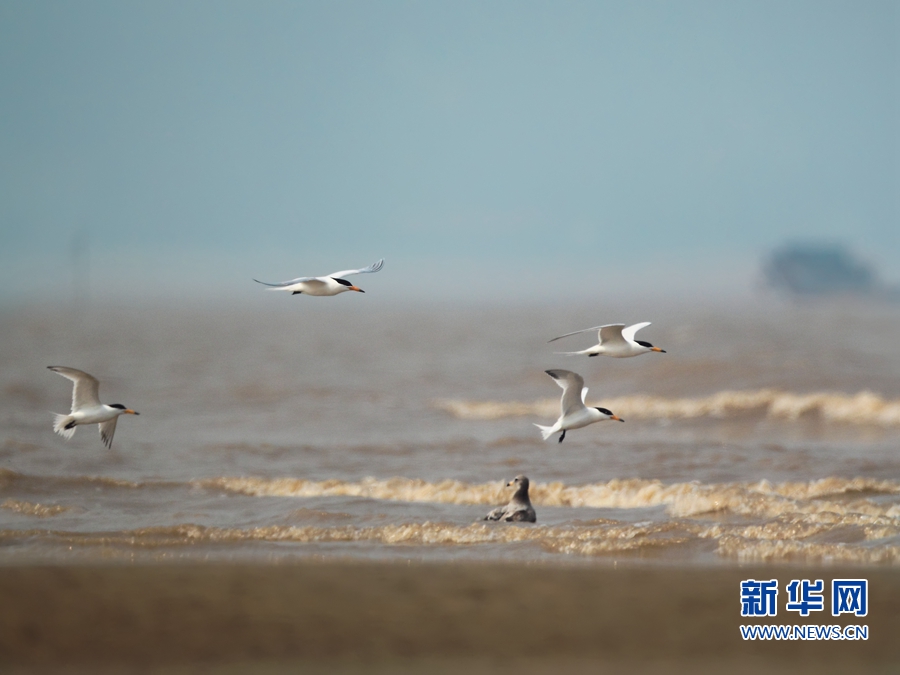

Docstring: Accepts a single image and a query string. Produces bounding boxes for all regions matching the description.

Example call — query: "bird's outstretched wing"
[545,369,587,417]
[99,417,118,449]
[598,324,629,346]
[549,323,626,343]
[254,259,383,286]
[621,322,651,343]
[48,366,101,411]
[327,258,384,279]
[252,276,316,288]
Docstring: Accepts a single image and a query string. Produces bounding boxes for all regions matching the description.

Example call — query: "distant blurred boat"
[763,243,880,296]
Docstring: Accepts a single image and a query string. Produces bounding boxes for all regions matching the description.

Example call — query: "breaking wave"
[200,475,900,523]
[4,470,899,564]
[435,389,900,426]
[0,468,178,491]
[3,515,897,564]
[1,499,72,518]
[714,536,900,564]
[0,520,686,553]
[5,469,898,526]
[197,476,508,505]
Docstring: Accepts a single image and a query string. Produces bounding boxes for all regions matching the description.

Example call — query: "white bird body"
[48,366,139,449]
[534,369,622,443]
[549,322,665,358]
[253,259,384,296]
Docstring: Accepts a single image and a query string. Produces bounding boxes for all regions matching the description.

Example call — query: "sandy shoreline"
[0,561,897,673]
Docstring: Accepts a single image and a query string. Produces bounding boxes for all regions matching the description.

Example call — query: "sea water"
[1,297,899,565]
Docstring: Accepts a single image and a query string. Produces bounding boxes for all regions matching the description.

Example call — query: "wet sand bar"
[0,563,897,673]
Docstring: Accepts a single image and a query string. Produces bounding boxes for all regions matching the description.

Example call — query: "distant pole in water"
[72,230,90,308]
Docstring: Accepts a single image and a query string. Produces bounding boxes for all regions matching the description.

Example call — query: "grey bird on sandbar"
[483,475,537,523]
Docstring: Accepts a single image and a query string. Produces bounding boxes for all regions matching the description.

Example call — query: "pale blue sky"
[1,1,897,304]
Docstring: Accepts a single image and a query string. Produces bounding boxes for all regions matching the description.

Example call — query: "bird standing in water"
[483,475,537,523]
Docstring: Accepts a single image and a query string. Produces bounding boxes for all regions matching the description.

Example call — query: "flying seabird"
[253,258,384,296]
[549,322,666,358]
[534,369,623,443]
[47,366,139,449]
[483,475,537,523]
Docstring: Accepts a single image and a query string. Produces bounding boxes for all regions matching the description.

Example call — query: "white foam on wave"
[5,516,897,564]
[0,499,71,518]
[198,475,900,524]
[435,389,900,426]
[714,534,900,564]
[0,519,698,556]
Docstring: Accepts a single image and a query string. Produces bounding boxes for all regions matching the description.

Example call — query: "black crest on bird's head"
[595,407,613,416]
[109,403,127,410]
[635,340,654,348]
[333,278,353,287]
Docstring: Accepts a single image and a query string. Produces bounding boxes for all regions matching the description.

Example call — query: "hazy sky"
[1,1,897,304]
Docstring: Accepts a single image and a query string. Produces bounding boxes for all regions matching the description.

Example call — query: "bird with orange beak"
[47,366,139,449]
[253,258,383,296]
[549,322,666,358]
[534,369,624,444]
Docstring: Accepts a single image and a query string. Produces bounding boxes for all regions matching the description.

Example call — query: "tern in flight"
[534,369,623,443]
[47,366,139,449]
[253,258,384,296]
[549,322,666,358]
